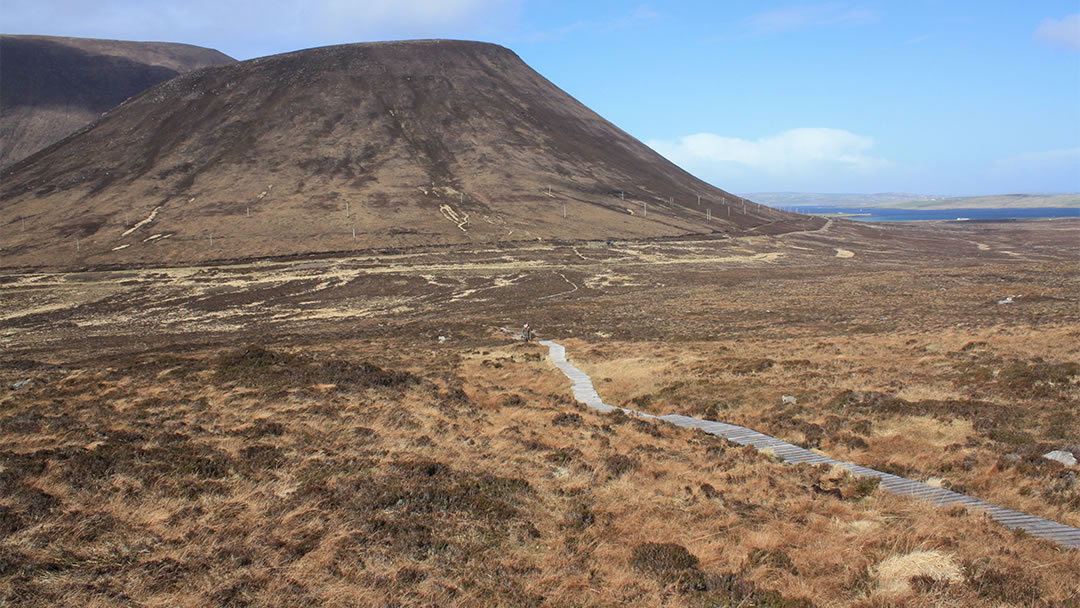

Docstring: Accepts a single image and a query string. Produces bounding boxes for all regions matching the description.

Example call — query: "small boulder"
[1043,450,1077,467]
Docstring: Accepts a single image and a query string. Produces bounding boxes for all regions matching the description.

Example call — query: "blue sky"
[3,1,1078,195]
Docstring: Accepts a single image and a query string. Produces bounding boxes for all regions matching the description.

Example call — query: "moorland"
[2,216,1078,607]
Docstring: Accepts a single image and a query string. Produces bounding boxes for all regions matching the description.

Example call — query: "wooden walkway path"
[540,340,1080,550]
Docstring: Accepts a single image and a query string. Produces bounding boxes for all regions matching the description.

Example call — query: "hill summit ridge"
[1,39,812,269]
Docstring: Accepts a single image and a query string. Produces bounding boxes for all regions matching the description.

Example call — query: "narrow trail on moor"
[539,340,1080,550]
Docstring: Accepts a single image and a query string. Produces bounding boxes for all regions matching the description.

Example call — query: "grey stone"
[1043,450,1078,467]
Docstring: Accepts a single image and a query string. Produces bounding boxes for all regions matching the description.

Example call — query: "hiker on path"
[522,323,532,342]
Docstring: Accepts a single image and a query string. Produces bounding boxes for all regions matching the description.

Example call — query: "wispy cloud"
[524,5,658,43]
[524,20,587,43]
[627,6,660,23]
[1035,14,1080,51]
[603,5,660,32]
[993,147,1080,188]
[648,128,892,189]
[744,3,878,35]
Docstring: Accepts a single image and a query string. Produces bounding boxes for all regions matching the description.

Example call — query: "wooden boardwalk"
[540,340,1080,550]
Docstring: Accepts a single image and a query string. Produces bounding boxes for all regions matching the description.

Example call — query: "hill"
[0,40,816,270]
[0,35,235,168]
[743,192,933,207]
[745,191,1080,209]
[868,193,1080,209]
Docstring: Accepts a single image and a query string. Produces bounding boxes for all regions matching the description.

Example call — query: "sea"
[786,206,1080,223]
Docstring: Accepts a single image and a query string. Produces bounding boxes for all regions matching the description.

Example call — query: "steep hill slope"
[1,40,815,269]
[0,34,235,168]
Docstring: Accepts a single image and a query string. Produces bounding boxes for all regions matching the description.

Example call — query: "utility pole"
[562,202,566,218]
[707,208,711,221]
[642,202,647,217]
[346,201,350,217]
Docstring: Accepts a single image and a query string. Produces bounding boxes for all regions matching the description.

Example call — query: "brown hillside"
[0,34,235,168]
[0,39,816,270]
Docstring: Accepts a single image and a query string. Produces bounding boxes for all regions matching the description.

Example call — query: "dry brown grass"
[1,221,1078,606]
[3,337,1078,607]
[875,550,962,598]
[561,261,1080,530]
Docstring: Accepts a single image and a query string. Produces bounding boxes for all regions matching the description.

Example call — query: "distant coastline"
[813,211,871,218]
[780,206,1079,223]
[743,192,1080,210]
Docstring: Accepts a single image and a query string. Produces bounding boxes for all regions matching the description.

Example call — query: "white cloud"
[648,128,892,188]
[744,3,878,35]
[1035,14,1080,51]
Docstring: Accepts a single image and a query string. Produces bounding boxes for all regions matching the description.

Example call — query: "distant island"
[743,192,1080,210]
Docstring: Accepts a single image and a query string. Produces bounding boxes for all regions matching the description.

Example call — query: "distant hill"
[744,192,1080,209]
[0,34,235,168]
[863,194,1080,209]
[0,40,815,269]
